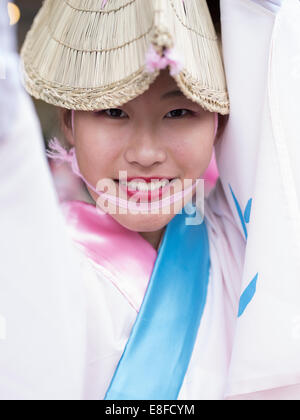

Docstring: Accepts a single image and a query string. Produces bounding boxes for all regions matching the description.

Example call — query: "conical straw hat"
[20,0,230,114]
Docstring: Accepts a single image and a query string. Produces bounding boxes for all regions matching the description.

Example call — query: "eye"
[96,109,128,118]
[165,109,192,118]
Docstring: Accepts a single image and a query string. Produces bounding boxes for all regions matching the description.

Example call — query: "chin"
[112,211,176,233]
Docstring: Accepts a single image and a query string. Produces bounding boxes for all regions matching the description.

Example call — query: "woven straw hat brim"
[20,0,230,115]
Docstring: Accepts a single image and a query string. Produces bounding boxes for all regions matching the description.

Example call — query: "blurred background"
[17,0,58,140]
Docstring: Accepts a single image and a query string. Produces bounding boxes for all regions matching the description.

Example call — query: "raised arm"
[0,2,86,399]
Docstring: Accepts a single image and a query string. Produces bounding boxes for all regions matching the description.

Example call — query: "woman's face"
[62,70,216,233]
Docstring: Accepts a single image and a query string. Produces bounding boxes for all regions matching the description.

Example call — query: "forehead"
[149,69,179,91]
[127,69,186,105]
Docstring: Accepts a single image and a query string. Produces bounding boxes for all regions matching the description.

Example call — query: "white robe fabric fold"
[218,0,300,397]
[0,0,87,400]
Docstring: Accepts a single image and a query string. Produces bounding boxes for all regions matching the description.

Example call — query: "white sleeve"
[218,0,300,398]
[0,2,86,400]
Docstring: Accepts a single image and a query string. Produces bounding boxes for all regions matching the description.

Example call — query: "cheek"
[170,134,214,178]
[75,127,122,180]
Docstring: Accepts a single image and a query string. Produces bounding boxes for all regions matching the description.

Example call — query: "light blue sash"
[104,208,210,400]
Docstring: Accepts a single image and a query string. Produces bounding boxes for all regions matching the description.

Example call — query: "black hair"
[207,0,221,35]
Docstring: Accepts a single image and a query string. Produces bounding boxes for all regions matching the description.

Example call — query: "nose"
[124,129,167,168]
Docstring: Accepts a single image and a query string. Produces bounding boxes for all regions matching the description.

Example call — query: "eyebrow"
[161,89,185,100]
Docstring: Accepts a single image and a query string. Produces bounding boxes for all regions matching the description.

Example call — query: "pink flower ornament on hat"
[145,44,184,77]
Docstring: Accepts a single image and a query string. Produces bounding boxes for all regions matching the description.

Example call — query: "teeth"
[119,179,171,192]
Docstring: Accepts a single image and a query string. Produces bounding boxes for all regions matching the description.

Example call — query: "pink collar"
[60,200,157,312]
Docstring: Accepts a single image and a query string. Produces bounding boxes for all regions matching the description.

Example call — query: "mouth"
[113,177,179,201]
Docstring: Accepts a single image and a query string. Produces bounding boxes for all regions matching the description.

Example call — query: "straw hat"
[20,0,230,114]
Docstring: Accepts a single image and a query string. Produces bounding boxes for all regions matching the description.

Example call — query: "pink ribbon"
[61,200,157,311]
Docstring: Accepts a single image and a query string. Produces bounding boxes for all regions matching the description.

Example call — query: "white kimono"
[1,0,300,400]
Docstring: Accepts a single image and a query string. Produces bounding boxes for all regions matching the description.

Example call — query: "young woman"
[1,0,300,400]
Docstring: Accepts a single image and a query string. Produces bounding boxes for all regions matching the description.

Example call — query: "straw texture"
[20,0,230,114]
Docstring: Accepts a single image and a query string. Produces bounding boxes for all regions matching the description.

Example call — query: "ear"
[59,108,75,146]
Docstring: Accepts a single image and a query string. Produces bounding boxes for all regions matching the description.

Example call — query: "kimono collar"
[60,200,158,312]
